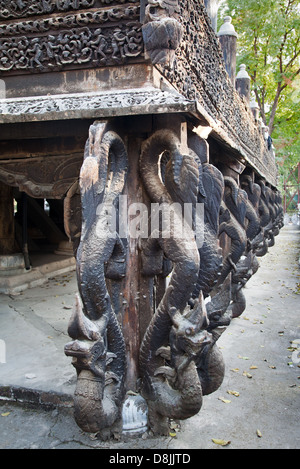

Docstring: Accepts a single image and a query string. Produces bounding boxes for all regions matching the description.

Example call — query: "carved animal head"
[65,336,107,380]
[169,299,211,356]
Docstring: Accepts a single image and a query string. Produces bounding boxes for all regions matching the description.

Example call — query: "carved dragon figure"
[65,122,127,439]
[138,129,225,434]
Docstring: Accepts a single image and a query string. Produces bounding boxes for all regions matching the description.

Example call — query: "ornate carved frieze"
[0,6,141,37]
[0,89,196,122]
[0,21,143,73]
[0,0,138,20]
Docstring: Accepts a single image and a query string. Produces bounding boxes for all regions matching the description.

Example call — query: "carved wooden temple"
[0,0,283,438]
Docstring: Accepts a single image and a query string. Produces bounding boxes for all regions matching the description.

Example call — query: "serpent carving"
[65,122,127,439]
[138,130,225,434]
[192,162,224,300]
[216,176,248,286]
[63,122,283,438]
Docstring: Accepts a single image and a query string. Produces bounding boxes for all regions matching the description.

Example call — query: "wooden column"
[107,132,154,392]
[0,182,16,255]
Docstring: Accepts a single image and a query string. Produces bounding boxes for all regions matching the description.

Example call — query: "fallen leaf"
[230,368,240,373]
[227,390,240,397]
[238,355,250,360]
[212,439,231,446]
[243,371,252,378]
[250,365,258,369]
[268,365,276,369]
[1,412,10,417]
[169,432,177,437]
[256,429,262,438]
[218,397,231,404]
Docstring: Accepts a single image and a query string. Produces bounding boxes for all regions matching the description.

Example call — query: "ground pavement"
[0,224,299,450]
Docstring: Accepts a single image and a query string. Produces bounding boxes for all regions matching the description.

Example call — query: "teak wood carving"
[64,121,283,437]
[0,0,284,439]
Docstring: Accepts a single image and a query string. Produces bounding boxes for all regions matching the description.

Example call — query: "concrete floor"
[0,224,299,450]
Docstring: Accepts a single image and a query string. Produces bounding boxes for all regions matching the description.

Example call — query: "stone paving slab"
[0,224,299,449]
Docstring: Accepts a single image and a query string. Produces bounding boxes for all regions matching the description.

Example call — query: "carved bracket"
[64,122,283,438]
[142,0,183,67]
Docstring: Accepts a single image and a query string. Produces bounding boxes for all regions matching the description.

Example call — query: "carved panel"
[0,154,82,198]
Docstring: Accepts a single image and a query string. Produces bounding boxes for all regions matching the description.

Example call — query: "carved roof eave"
[192,101,278,187]
[0,87,277,186]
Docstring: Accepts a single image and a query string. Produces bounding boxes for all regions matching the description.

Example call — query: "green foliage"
[218,0,300,180]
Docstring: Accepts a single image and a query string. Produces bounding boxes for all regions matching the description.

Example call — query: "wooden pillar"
[121,136,146,391]
[217,16,238,85]
[107,131,154,391]
[0,182,16,255]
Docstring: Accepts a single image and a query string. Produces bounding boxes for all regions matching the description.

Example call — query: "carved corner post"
[64,117,155,438]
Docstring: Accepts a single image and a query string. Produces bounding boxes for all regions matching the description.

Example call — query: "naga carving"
[65,122,128,440]
[138,130,226,435]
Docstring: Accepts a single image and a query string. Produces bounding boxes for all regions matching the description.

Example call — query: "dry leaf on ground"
[212,438,231,446]
[227,390,240,397]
